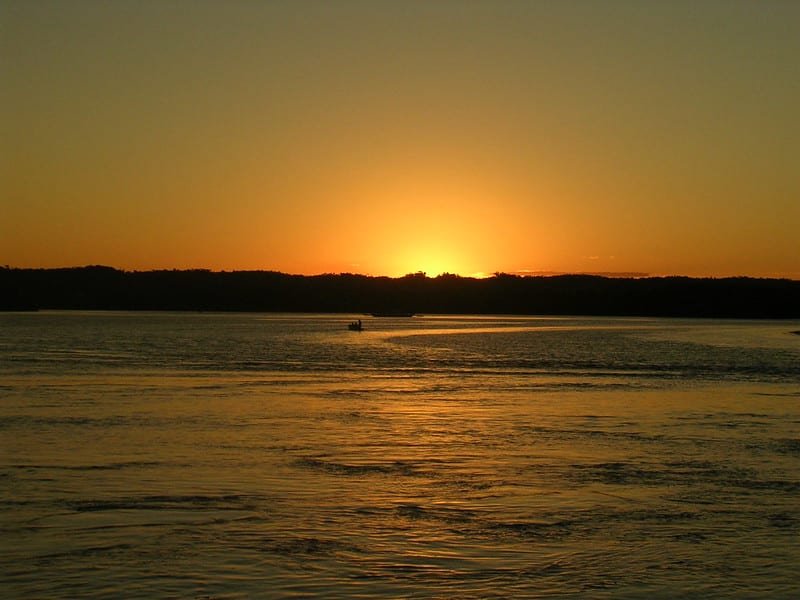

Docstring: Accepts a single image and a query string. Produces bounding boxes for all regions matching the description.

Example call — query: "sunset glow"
[3,4,800,594]
[2,2,798,278]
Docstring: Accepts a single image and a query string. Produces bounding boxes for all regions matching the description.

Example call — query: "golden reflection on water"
[2,314,800,597]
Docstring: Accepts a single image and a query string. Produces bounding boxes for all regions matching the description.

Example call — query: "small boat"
[370,311,415,317]
[348,319,363,331]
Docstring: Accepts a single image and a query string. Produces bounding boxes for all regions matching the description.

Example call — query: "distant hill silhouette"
[1,266,799,318]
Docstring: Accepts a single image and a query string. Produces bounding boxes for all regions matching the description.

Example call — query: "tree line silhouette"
[2,266,799,318]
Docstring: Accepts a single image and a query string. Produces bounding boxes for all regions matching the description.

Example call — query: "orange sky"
[2,1,799,278]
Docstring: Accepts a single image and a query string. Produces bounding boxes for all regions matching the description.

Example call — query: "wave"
[6,461,163,471]
[293,457,424,477]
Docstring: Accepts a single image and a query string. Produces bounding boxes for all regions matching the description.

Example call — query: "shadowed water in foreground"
[1,313,799,598]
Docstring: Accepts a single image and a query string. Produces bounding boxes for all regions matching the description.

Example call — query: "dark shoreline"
[2,266,800,319]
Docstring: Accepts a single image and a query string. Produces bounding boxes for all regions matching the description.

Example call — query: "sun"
[392,243,467,277]
[349,178,511,278]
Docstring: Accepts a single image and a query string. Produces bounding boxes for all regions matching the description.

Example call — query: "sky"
[2,1,799,278]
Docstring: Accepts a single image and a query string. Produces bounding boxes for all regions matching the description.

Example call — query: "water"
[1,312,799,598]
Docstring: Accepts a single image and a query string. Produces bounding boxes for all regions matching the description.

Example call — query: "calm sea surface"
[1,312,799,598]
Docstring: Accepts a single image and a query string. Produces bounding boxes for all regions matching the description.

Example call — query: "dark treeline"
[2,266,799,318]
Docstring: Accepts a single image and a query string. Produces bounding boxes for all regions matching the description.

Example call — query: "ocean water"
[1,312,799,599]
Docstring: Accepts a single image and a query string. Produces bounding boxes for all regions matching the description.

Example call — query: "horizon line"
[3,264,799,282]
